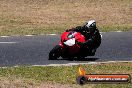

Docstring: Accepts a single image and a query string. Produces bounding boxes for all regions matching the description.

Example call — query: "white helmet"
[85,20,96,28]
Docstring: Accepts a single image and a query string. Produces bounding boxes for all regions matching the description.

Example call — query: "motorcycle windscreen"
[63,38,75,46]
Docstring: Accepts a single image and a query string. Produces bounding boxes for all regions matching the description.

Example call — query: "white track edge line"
[1,60,131,68]
[32,61,132,67]
[25,35,35,36]
[1,61,132,68]
[0,31,124,37]
[1,36,10,37]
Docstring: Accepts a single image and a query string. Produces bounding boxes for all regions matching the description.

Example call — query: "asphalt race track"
[0,32,132,67]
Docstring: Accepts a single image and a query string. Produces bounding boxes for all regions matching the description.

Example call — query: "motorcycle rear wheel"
[49,45,61,60]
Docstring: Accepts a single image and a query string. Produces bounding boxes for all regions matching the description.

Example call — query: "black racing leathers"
[66,26,101,56]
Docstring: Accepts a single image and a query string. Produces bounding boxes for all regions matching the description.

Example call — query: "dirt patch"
[0,0,132,28]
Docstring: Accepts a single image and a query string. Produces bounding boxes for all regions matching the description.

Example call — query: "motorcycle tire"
[49,45,62,60]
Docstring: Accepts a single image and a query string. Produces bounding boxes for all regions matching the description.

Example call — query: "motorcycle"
[49,31,96,60]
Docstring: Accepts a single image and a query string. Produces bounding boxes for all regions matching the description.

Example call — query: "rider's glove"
[76,42,87,48]
[77,42,83,46]
[77,41,93,48]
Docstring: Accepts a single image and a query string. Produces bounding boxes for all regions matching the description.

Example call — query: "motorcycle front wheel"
[49,45,62,60]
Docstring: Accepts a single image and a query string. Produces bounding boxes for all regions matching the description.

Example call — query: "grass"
[0,0,131,35]
[0,62,132,88]
[0,0,132,87]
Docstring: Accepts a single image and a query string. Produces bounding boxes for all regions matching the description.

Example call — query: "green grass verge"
[100,25,132,32]
[0,25,132,36]
[0,62,132,88]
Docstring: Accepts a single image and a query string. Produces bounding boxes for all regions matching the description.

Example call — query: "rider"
[66,20,101,56]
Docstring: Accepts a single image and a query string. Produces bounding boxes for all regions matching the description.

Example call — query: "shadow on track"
[54,57,99,61]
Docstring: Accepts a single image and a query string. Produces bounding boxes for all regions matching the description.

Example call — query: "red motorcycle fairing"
[59,31,85,56]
